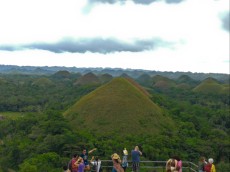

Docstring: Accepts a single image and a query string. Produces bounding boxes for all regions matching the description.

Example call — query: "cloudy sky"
[0,0,229,74]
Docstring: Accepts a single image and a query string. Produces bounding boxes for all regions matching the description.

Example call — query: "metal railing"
[96,160,198,172]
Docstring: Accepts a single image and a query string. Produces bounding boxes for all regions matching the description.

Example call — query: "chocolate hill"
[74,72,101,86]
[193,77,229,95]
[152,75,176,90]
[64,77,174,136]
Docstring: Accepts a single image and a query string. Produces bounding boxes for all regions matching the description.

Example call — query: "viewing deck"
[97,160,198,172]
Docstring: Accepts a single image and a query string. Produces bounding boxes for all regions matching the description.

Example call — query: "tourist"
[111,153,124,172]
[131,146,142,172]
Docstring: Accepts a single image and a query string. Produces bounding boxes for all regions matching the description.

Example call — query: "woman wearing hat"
[122,148,128,171]
[111,153,124,172]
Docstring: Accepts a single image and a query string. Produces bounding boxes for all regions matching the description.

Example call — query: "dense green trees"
[0,73,229,171]
[19,152,64,172]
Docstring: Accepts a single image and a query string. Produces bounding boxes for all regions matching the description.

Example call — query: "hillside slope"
[64,77,174,136]
[193,77,228,94]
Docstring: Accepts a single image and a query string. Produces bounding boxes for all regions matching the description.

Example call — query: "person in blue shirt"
[80,148,97,171]
[131,146,142,172]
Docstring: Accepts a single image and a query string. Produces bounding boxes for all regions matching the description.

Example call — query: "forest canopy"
[0,68,229,172]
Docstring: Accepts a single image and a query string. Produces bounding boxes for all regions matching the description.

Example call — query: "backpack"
[204,164,212,172]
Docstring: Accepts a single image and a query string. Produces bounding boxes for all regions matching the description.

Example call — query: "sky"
[0,0,229,74]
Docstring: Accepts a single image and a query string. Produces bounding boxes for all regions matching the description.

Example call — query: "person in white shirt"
[90,156,102,172]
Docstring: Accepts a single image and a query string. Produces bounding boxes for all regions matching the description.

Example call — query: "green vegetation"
[0,112,24,120]
[193,78,226,94]
[0,71,229,171]
[64,77,174,136]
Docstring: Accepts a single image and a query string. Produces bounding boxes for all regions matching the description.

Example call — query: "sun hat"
[111,153,120,159]
[123,148,128,155]
[208,158,214,164]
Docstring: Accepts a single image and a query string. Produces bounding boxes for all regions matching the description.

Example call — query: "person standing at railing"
[204,158,216,172]
[111,153,124,172]
[122,148,128,171]
[69,154,79,172]
[198,156,207,172]
[166,158,178,172]
[80,148,97,171]
[74,157,85,172]
[172,156,182,172]
[131,146,142,172]
[90,156,102,172]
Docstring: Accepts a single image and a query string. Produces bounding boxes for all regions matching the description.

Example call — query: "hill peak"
[64,77,174,136]
[74,72,100,86]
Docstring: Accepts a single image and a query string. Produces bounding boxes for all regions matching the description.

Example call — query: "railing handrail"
[98,160,198,171]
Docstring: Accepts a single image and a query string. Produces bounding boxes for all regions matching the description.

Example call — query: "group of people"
[111,145,142,172]
[166,156,216,172]
[63,145,142,172]
[166,156,182,172]
[198,157,216,172]
[63,148,99,172]
[63,146,216,172]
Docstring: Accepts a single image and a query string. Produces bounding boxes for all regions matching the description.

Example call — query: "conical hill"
[64,77,174,136]
[136,73,153,87]
[74,72,101,86]
[152,75,176,90]
[193,77,228,94]
[31,78,54,88]
[52,70,71,78]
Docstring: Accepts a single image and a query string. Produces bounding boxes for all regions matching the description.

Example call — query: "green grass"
[0,112,24,120]
[64,77,175,136]
[193,79,227,94]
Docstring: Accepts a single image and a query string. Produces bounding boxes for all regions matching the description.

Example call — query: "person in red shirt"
[70,154,79,172]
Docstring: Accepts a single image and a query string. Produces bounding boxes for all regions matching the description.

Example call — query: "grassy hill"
[152,75,176,90]
[64,77,174,136]
[136,73,153,87]
[74,72,101,86]
[98,73,113,83]
[31,77,54,87]
[193,77,229,94]
[52,70,71,78]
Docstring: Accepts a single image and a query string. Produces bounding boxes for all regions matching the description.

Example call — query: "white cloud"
[0,0,229,74]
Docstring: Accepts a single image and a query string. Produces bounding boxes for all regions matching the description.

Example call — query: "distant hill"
[98,73,113,84]
[119,73,132,78]
[136,73,153,87]
[193,77,228,94]
[31,78,54,87]
[152,75,176,90]
[176,75,199,85]
[0,65,229,83]
[64,77,174,136]
[174,75,199,90]
[52,70,71,78]
[74,72,101,86]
